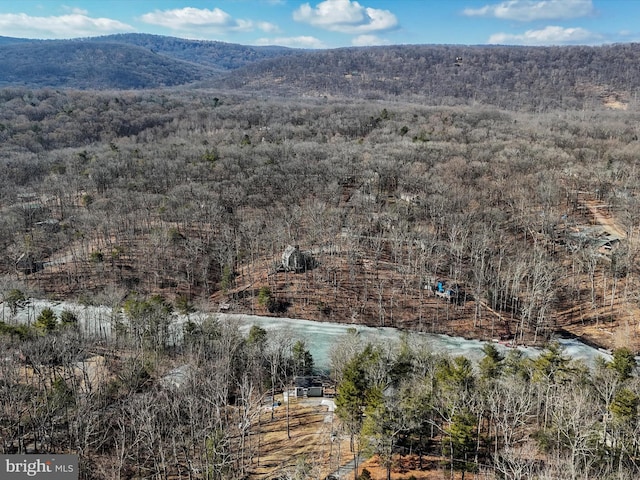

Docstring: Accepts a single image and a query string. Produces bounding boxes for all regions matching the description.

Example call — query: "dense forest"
[1,34,639,111]
[1,36,640,479]
[0,41,213,89]
[220,43,640,111]
[1,87,639,345]
[0,34,298,89]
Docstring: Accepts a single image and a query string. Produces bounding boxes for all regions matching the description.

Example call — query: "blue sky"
[0,0,637,48]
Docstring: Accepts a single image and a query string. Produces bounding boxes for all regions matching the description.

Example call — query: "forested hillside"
[1,87,639,350]
[1,34,639,111]
[0,34,300,89]
[220,43,640,111]
[90,33,298,70]
[0,41,214,89]
[0,35,33,45]
[2,37,640,479]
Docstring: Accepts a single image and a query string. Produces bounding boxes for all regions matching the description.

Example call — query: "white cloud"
[63,6,89,16]
[254,35,326,48]
[256,22,281,34]
[293,0,398,34]
[352,34,389,46]
[463,0,595,21]
[140,7,277,34]
[488,25,601,45]
[0,13,134,39]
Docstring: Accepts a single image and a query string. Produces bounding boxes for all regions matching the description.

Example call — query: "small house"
[281,245,315,273]
[15,253,44,275]
[307,386,324,397]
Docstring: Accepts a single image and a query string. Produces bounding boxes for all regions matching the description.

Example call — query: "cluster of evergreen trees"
[333,333,639,480]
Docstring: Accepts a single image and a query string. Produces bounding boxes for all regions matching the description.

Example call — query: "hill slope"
[0,34,640,111]
[0,35,638,110]
[90,33,299,71]
[219,43,640,111]
[0,40,213,89]
[0,36,34,46]
[2,88,639,352]
[0,34,302,90]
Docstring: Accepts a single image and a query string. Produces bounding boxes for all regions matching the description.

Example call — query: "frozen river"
[2,299,613,372]
[226,314,614,371]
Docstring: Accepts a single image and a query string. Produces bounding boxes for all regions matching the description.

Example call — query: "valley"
[1,36,640,479]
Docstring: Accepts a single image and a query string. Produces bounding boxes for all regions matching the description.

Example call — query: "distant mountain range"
[0,36,33,45]
[219,43,640,111]
[0,34,298,89]
[88,34,298,70]
[1,33,639,111]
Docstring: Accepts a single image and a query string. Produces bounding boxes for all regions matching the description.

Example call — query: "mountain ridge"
[0,40,212,89]
[217,43,640,111]
[0,34,638,112]
[0,33,302,90]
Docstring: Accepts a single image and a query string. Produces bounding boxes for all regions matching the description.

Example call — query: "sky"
[0,0,638,49]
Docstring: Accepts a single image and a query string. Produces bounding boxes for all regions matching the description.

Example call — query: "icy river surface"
[3,299,612,372]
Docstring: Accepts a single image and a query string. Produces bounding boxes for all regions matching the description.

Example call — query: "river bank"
[1,298,613,371]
